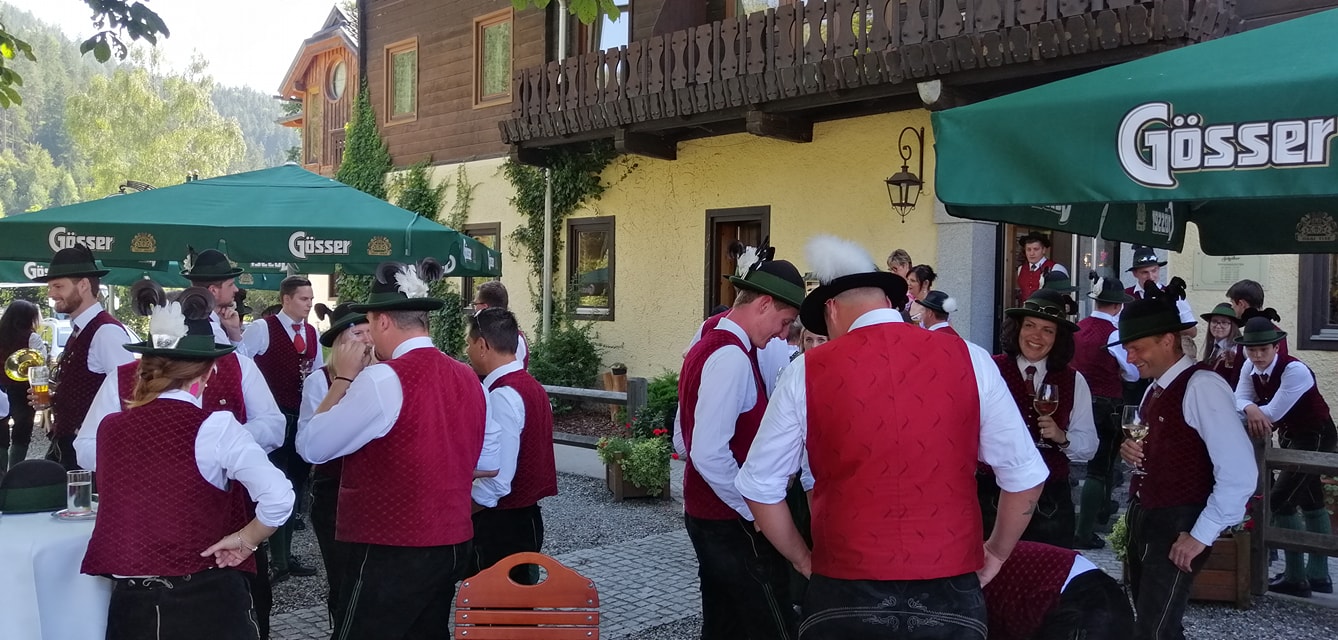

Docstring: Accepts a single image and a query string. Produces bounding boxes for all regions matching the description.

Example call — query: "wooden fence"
[1250,440,1338,595]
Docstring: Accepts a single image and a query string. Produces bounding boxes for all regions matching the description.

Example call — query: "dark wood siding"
[365,0,547,165]
[303,47,358,174]
[1237,0,1338,28]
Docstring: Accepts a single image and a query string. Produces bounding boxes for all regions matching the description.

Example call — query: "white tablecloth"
[0,511,111,639]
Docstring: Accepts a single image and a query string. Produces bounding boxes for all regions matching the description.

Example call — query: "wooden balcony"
[500,0,1240,159]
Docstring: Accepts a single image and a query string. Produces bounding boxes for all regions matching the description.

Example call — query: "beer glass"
[29,365,50,410]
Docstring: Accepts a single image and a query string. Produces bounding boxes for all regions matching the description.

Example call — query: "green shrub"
[528,321,606,411]
[1109,513,1129,563]
[596,431,671,495]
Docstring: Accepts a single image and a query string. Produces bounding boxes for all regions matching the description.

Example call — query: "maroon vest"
[1017,261,1055,304]
[679,326,767,520]
[251,315,316,411]
[490,369,558,509]
[337,347,486,546]
[54,311,124,438]
[805,322,983,581]
[1072,317,1123,399]
[993,355,1075,481]
[82,399,251,576]
[933,324,961,338]
[982,542,1078,640]
[1211,343,1243,390]
[1250,355,1332,439]
[118,356,246,423]
[312,367,343,480]
[1133,364,1215,509]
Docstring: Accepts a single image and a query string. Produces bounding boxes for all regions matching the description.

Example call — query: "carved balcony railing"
[500,0,1239,149]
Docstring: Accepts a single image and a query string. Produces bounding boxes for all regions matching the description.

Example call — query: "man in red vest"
[30,244,134,470]
[298,260,486,640]
[679,252,807,639]
[465,307,558,581]
[1072,275,1136,549]
[738,235,1047,640]
[1233,316,1336,597]
[1116,287,1256,640]
[981,541,1132,640]
[181,247,248,346]
[1015,231,1067,306]
[241,275,321,582]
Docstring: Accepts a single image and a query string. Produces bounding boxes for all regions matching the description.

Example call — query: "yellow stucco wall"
[1171,225,1338,401]
[427,110,940,379]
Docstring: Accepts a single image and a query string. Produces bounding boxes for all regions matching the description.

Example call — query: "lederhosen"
[1250,356,1338,515]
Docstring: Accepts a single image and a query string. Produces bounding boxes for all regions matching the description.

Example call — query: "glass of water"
[67,470,93,514]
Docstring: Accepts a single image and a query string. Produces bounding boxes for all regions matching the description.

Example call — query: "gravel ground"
[271,471,684,613]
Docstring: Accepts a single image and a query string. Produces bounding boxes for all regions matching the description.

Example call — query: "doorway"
[704,206,770,317]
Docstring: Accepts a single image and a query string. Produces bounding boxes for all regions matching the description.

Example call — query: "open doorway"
[704,206,770,317]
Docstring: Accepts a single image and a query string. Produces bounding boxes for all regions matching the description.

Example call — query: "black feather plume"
[755,236,775,263]
[1163,276,1187,301]
[374,262,402,285]
[1141,278,1160,299]
[234,289,248,305]
[129,279,166,316]
[177,287,216,321]
[727,241,745,261]
[1241,307,1281,323]
[315,303,333,322]
[418,257,444,283]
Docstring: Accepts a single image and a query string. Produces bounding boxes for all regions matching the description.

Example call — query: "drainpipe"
[541,0,570,339]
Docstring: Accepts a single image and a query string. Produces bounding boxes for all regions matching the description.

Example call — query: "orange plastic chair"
[454,552,601,639]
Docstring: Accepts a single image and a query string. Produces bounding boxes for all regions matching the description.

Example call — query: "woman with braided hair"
[80,287,293,640]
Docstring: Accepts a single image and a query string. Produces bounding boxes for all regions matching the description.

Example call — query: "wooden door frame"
[703,206,771,318]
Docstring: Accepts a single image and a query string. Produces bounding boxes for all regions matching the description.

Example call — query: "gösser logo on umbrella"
[289,231,351,260]
[49,227,115,252]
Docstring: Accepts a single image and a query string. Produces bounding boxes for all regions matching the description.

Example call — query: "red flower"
[671,453,680,460]
[652,428,667,436]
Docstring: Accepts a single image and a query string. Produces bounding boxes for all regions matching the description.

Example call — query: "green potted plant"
[597,405,672,500]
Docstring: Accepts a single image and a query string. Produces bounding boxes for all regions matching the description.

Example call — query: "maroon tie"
[1024,365,1037,397]
[292,323,306,353]
[1261,373,1271,384]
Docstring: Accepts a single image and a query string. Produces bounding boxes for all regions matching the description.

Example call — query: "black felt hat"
[1235,316,1287,346]
[1088,274,1134,304]
[318,302,369,348]
[0,459,67,513]
[919,290,957,316]
[350,260,446,312]
[1041,270,1076,293]
[1126,245,1168,272]
[31,244,110,283]
[181,247,244,282]
[123,288,236,359]
[1111,283,1195,347]
[1005,288,1080,332]
[799,235,909,337]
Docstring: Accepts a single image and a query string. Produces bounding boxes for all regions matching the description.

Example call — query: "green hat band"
[0,484,65,513]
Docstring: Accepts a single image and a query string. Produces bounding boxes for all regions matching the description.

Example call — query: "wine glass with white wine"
[1122,405,1150,476]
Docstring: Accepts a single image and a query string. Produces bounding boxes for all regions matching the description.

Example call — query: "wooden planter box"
[1190,532,1251,609]
[605,461,669,501]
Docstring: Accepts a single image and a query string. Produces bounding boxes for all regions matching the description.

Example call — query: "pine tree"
[334,79,391,199]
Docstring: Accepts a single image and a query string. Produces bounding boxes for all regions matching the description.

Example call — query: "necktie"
[1024,365,1037,397]
[1208,344,1220,363]
[1261,373,1270,384]
[1140,383,1162,417]
[70,324,81,341]
[292,323,306,353]
[1030,263,1039,272]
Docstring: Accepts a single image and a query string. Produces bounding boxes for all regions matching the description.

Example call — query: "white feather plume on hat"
[735,246,759,277]
[941,296,959,314]
[805,235,878,285]
[394,264,430,299]
[148,301,188,349]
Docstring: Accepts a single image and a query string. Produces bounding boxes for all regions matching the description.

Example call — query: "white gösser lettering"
[1118,102,1338,188]
[288,231,351,259]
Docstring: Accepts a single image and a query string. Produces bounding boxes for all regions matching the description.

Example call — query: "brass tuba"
[5,348,46,382]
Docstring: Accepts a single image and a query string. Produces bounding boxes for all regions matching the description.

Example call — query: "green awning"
[0,164,503,276]
[0,260,289,289]
[932,9,1338,255]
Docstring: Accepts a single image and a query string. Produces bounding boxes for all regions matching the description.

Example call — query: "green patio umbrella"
[0,164,503,276]
[932,9,1338,255]
[0,260,288,289]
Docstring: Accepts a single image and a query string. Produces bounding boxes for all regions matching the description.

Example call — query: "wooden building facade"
[279,7,359,176]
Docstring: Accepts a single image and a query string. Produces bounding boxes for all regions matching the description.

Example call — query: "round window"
[329,61,347,101]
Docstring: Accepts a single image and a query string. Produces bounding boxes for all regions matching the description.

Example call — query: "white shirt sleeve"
[1183,371,1258,545]
[1176,299,1195,325]
[297,369,329,435]
[969,344,1050,492]
[1050,263,1069,276]
[239,320,270,358]
[515,333,529,366]
[736,355,808,505]
[197,411,295,527]
[237,355,285,452]
[76,371,126,471]
[472,386,526,507]
[295,363,401,464]
[689,345,757,520]
[87,323,134,374]
[475,382,502,473]
[311,332,324,370]
[1106,329,1141,382]
[1063,373,1098,462]
[672,406,687,458]
[1234,366,1258,412]
[1246,361,1314,423]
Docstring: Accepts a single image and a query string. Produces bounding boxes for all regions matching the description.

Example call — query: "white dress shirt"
[76,353,287,468]
[472,359,526,507]
[677,317,761,520]
[297,336,434,464]
[1233,354,1316,421]
[208,312,242,347]
[1013,356,1098,463]
[516,332,529,365]
[71,303,134,374]
[1018,257,1069,277]
[1147,356,1257,545]
[926,321,953,333]
[103,389,294,527]
[1089,311,1141,382]
[736,308,1050,505]
[239,311,325,369]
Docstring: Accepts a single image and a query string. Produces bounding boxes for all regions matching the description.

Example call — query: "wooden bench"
[454,552,600,639]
